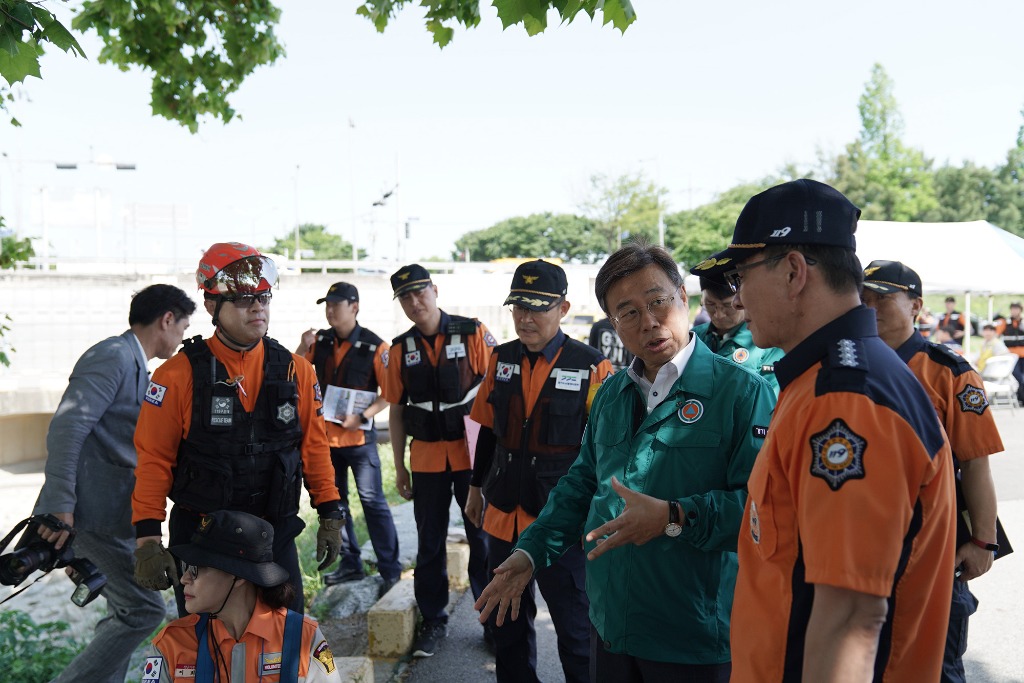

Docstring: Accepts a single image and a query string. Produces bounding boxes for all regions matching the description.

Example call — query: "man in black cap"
[466,260,613,682]
[297,282,401,591]
[692,179,955,682]
[862,260,1005,683]
[382,263,495,657]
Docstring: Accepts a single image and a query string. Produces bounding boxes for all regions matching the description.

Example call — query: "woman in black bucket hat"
[139,510,343,682]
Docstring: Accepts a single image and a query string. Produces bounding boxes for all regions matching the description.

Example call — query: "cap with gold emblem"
[503,260,567,311]
[390,264,433,299]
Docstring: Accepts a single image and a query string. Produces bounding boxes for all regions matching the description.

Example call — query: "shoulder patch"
[381,348,389,368]
[483,330,497,347]
[313,381,323,403]
[145,381,167,407]
[809,418,867,491]
[956,384,990,415]
[142,656,164,681]
[827,339,868,371]
[313,640,336,673]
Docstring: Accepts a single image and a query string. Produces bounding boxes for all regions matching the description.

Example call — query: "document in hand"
[322,385,377,430]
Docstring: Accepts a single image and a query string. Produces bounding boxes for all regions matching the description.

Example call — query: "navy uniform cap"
[862,260,923,296]
[317,281,359,304]
[690,179,861,277]
[503,260,567,310]
[390,264,433,299]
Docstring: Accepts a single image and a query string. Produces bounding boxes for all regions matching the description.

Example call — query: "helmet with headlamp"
[196,242,278,296]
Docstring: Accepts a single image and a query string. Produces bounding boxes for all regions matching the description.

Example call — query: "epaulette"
[826,339,869,371]
[924,341,973,376]
[447,320,478,335]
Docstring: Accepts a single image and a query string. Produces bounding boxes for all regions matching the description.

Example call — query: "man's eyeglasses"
[611,295,676,330]
[179,561,200,580]
[723,254,817,292]
[225,292,272,309]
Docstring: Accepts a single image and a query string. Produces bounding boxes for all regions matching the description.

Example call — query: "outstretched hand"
[584,476,669,561]
[474,550,533,626]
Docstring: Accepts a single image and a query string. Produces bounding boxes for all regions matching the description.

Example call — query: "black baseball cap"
[390,264,433,299]
[169,510,288,587]
[690,179,861,277]
[862,260,923,296]
[503,260,568,311]
[317,282,359,304]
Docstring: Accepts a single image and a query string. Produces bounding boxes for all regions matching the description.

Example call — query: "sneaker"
[323,567,366,586]
[379,576,400,597]
[412,622,447,658]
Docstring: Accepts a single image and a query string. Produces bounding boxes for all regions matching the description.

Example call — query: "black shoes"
[412,622,448,658]
[322,567,366,586]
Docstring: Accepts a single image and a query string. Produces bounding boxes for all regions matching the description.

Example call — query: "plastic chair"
[981,354,1019,411]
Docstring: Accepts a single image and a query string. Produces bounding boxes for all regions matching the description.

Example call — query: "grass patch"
[0,610,82,682]
[297,439,406,607]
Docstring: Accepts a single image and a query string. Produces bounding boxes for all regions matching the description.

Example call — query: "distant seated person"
[976,323,1009,372]
[143,510,343,682]
[940,296,968,341]
[917,306,937,339]
[934,326,965,355]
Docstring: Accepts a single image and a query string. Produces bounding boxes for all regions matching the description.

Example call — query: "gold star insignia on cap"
[864,266,880,276]
[398,272,410,280]
[523,275,539,284]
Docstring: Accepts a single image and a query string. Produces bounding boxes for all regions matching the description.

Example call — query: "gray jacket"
[34,330,149,537]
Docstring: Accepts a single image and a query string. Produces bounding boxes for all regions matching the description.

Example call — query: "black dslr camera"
[0,514,107,606]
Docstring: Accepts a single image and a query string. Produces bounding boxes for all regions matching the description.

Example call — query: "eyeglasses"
[224,292,272,309]
[723,254,817,292]
[702,301,737,315]
[179,561,200,580]
[611,295,676,330]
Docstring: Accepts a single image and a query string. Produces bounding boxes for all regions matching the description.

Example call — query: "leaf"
[8,2,34,30]
[426,21,455,48]
[492,0,548,30]
[0,38,41,84]
[41,20,86,58]
[599,0,635,32]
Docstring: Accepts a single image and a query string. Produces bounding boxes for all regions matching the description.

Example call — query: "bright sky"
[2,0,1022,266]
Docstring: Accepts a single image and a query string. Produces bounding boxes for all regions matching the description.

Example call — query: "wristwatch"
[664,500,683,538]
[359,413,371,426]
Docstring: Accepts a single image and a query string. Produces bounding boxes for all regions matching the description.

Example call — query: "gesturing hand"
[474,550,533,626]
[584,476,670,561]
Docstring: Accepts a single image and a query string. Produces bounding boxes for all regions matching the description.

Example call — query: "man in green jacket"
[476,242,776,681]
[692,276,784,393]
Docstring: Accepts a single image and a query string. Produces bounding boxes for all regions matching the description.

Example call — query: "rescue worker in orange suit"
[143,510,343,683]
[383,263,494,658]
[1000,301,1024,405]
[863,260,1004,683]
[296,282,401,592]
[693,180,955,682]
[466,260,613,682]
[132,243,344,615]
[940,295,968,341]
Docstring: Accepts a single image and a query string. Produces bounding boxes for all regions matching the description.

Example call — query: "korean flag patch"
[496,362,515,382]
[145,381,167,407]
[142,656,164,681]
[405,350,422,367]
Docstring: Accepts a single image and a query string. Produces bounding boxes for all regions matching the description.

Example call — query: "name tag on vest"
[260,652,284,675]
[446,343,467,359]
[555,369,583,391]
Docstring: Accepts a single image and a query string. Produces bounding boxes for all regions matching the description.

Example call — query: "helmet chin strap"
[210,578,239,619]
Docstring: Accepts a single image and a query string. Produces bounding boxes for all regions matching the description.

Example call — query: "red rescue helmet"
[196,242,279,296]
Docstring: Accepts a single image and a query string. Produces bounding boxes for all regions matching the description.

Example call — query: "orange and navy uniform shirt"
[132,334,340,529]
[303,327,389,449]
[1000,316,1024,358]
[468,331,613,542]
[896,330,1004,464]
[145,600,341,682]
[382,311,496,473]
[731,307,955,683]
[939,310,967,333]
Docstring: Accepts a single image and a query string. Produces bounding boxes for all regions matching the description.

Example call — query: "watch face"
[664,523,682,538]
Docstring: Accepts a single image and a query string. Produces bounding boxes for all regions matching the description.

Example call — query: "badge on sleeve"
[314,640,336,673]
[145,381,167,407]
[313,381,323,403]
[732,348,749,363]
[484,330,498,347]
[809,418,866,491]
[142,656,164,681]
[405,350,422,366]
[956,384,989,415]
[381,348,389,369]
[748,500,761,544]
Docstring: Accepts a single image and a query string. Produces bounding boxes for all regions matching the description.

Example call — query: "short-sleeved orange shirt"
[383,311,495,473]
[731,307,955,683]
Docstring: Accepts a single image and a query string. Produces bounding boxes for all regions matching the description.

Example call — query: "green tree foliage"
[932,162,1002,223]
[358,0,636,48]
[664,180,776,271]
[578,172,667,255]
[829,64,940,222]
[1,218,34,366]
[452,212,601,262]
[264,223,364,261]
[991,108,1024,236]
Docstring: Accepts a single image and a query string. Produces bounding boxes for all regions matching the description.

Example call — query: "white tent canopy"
[856,220,1024,295]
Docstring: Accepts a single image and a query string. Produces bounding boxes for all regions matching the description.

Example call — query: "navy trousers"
[331,443,401,581]
[410,468,488,623]
[941,579,979,683]
[486,534,590,683]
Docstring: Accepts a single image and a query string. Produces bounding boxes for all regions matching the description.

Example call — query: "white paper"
[322,385,378,430]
